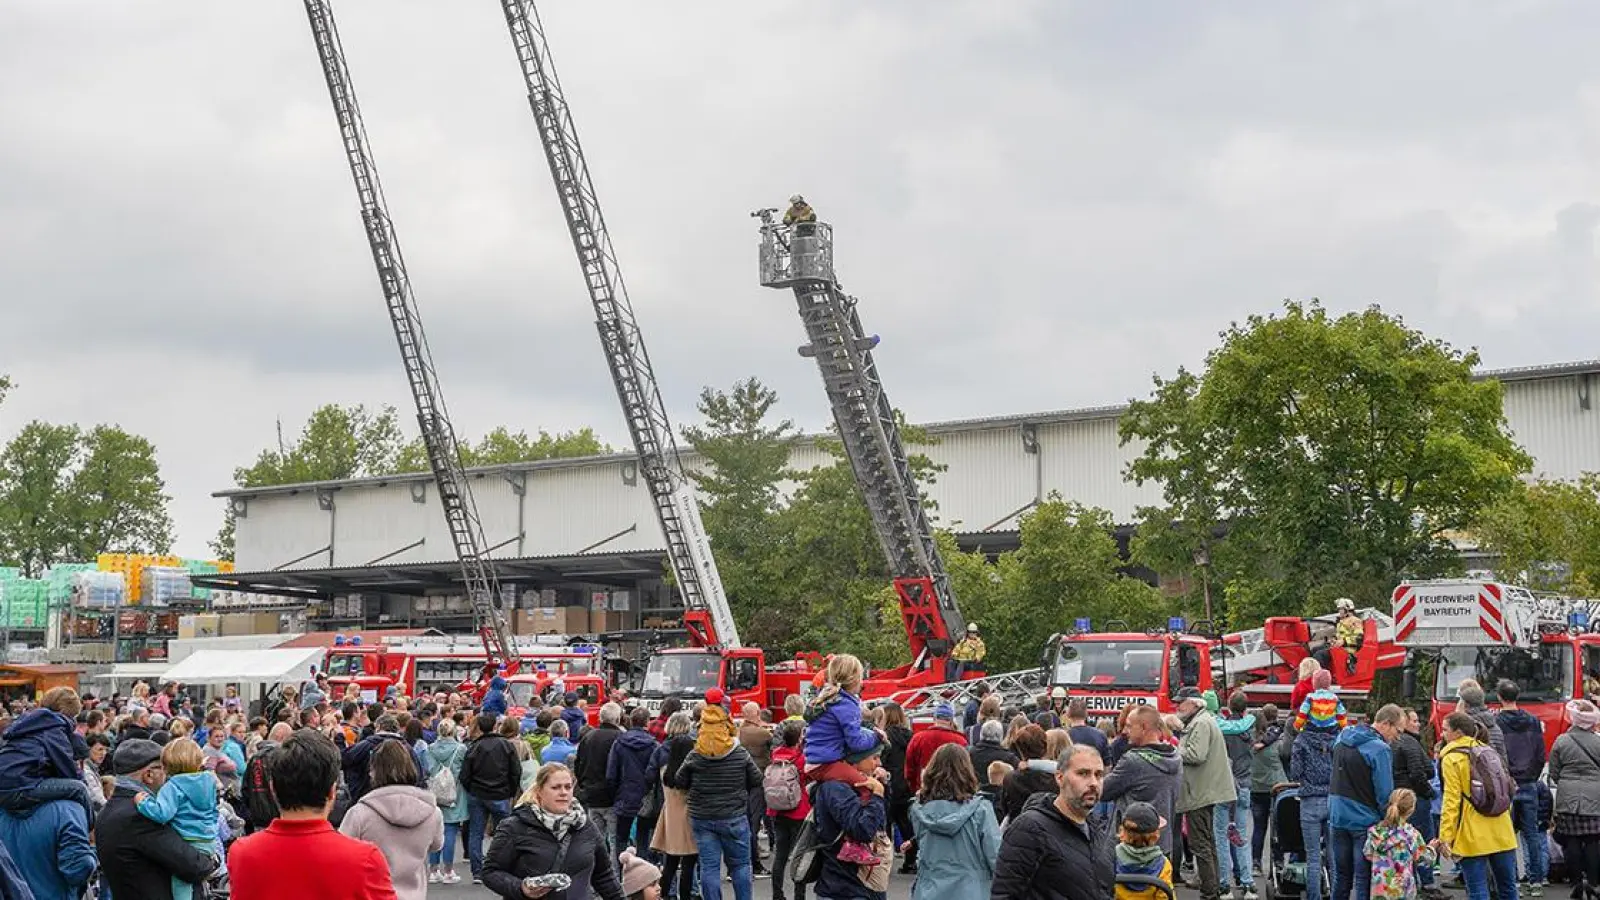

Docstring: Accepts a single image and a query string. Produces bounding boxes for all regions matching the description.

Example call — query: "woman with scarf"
[674,691,764,900]
[482,762,625,900]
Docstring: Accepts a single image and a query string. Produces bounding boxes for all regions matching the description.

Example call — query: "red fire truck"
[323,634,605,702]
[1395,578,1600,751]
[1039,610,1408,717]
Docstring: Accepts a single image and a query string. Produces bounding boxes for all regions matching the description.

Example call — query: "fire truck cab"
[1396,579,1600,752]
[1044,622,1215,716]
[636,647,820,717]
[324,634,604,701]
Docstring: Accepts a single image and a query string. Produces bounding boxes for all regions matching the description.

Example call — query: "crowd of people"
[0,651,1588,900]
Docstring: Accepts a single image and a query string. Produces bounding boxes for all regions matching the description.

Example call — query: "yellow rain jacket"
[1437,735,1517,858]
[695,704,738,757]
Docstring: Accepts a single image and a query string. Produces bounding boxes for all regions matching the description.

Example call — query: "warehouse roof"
[191,549,672,600]
[192,531,1031,600]
[211,358,1600,501]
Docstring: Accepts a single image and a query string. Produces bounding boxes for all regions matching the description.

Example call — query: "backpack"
[785,813,831,885]
[429,745,462,807]
[764,758,803,812]
[1449,744,1515,817]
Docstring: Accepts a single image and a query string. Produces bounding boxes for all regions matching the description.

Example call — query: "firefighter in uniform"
[950,622,987,679]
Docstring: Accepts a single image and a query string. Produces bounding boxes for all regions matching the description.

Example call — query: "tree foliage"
[949,499,1166,673]
[1122,301,1530,626]
[0,421,174,575]
[680,380,796,649]
[1473,476,1600,594]
[213,403,612,559]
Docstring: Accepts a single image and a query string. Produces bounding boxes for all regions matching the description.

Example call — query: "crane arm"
[757,215,964,665]
[302,0,515,670]
[495,2,738,649]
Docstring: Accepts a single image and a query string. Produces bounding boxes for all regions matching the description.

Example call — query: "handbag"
[638,770,664,820]
[854,831,893,892]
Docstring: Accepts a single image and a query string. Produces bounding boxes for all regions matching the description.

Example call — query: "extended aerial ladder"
[756,213,964,678]
[494,2,738,650]
[302,0,515,674]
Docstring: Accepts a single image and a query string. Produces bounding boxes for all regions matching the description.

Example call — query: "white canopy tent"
[160,646,324,687]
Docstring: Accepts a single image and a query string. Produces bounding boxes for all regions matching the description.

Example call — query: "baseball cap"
[111,738,164,775]
[1122,801,1163,835]
[1174,687,1204,702]
[933,703,954,720]
[845,734,886,765]
[705,688,727,707]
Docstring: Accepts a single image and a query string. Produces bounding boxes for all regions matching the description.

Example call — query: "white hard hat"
[967,622,979,633]
[1335,597,1355,611]
[789,194,804,204]
[1050,687,1067,699]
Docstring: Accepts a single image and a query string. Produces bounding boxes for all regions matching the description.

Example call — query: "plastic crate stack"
[71,571,126,609]
[139,567,193,607]
[43,563,96,610]
[96,553,179,604]
[0,574,46,629]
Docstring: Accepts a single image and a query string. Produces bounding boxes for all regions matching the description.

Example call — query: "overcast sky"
[4,1,1599,556]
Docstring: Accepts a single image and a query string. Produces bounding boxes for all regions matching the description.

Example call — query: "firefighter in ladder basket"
[783,193,817,237]
[950,622,987,680]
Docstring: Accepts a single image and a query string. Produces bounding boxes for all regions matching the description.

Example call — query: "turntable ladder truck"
[493,2,737,653]
[302,0,515,677]
[756,212,1025,715]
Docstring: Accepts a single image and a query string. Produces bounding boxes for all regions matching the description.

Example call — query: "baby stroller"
[1262,785,1329,900]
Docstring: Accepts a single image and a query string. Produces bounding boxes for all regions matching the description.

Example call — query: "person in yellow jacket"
[1435,711,1520,900]
[782,194,816,225]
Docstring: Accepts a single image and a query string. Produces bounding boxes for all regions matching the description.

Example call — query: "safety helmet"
[966,622,980,633]
[789,194,805,205]
[1050,686,1067,699]
[1335,597,1355,611]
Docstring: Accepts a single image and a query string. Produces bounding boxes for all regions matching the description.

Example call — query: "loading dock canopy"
[160,646,325,686]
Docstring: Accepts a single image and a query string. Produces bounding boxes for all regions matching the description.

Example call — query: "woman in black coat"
[482,763,625,900]
[879,703,916,874]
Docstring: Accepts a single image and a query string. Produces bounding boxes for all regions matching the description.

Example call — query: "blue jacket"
[803,691,877,766]
[542,737,578,766]
[0,794,95,900]
[1329,724,1393,832]
[520,710,541,735]
[908,797,1000,900]
[1290,728,1337,798]
[605,727,660,817]
[561,706,587,741]
[482,678,509,718]
[136,771,218,843]
[0,711,82,789]
[814,779,889,900]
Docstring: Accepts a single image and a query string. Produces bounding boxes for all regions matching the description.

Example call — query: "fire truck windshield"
[1436,644,1573,703]
[325,653,361,677]
[1052,640,1165,689]
[507,682,539,708]
[642,653,721,698]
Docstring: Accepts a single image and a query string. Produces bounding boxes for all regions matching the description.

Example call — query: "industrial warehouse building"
[205,359,1600,634]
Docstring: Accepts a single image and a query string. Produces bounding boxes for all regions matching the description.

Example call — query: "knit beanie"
[1312,670,1333,691]
[619,849,661,896]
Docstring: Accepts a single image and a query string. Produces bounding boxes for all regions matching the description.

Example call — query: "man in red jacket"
[904,703,969,795]
[228,729,396,900]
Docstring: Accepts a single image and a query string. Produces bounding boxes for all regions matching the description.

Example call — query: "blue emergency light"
[1075,617,1092,632]
[334,635,346,646]
[350,635,362,645]
[1572,610,1591,630]
[1168,616,1187,632]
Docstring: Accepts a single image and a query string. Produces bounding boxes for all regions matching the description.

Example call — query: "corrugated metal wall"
[232,375,1599,569]
[1502,374,1600,481]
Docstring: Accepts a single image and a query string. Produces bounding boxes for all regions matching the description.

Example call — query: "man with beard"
[992,744,1115,900]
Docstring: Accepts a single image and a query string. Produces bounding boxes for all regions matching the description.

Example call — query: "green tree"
[66,426,174,560]
[0,422,174,575]
[394,426,610,471]
[1473,476,1600,594]
[680,379,796,649]
[0,423,81,576]
[950,499,1166,673]
[0,375,11,407]
[1122,301,1530,626]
